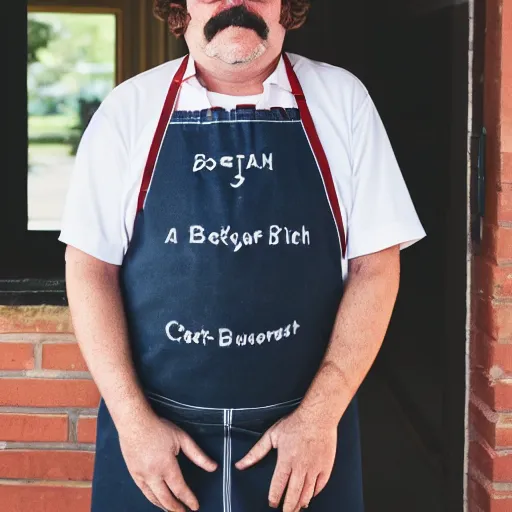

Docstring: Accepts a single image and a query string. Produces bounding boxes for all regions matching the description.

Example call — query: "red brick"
[472,369,512,410]
[495,380,512,410]
[471,329,490,371]
[496,226,512,263]
[485,181,500,225]
[496,424,512,447]
[472,370,494,406]
[484,128,501,191]
[0,483,92,512]
[470,395,512,450]
[503,0,512,153]
[0,414,68,442]
[498,185,512,222]
[470,400,497,447]
[77,416,97,444]
[0,306,73,334]
[503,152,512,184]
[491,344,512,374]
[497,413,512,447]
[486,182,512,223]
[0,450,94,481]
[483,498,512,512]
[484,0,503,190]
[472,330,512,374]
[468,477,483,510]
[503,108,512,155]
[493,263,512,298]
[504,0,512,75]
[473,256,488,297]
[484,0,502,125]
[473,256,512,299]
[469,440,495,481]
[482,224,496,262]
[493,452,512,482]
[42,344,88,371]
[0,379,100,408]
[0,343,34,370]
[483,223,512,264]
[476,297,512,341]
[470,338,482,372]
[470,439,512,482]
[468,474,512,512]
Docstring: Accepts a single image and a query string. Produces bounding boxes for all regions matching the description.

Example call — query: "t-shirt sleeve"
[347,93,426,259]
[58,108,128,265]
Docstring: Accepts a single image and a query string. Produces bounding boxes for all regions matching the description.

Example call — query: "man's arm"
[65,246,217,512]
[300,244,400,426]
[236,245,400,511]
[65,247,151,428]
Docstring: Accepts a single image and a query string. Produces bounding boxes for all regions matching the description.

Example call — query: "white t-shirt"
[207,91,263,109]
[59,52,426,267]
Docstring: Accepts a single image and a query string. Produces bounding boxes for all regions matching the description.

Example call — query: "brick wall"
[0,306,99,512]
[468,0,512,510]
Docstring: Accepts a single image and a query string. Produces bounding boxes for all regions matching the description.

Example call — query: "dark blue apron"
[91,54,364,511]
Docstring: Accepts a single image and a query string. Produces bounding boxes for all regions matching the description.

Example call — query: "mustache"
[204,5,269,43]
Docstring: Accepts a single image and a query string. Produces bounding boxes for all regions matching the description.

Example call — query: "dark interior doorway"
[285,1,469,511]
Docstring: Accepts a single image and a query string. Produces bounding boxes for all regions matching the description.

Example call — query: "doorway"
[285,1,470,510]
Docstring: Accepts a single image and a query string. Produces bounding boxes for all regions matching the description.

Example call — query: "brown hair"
[154,1,311,37]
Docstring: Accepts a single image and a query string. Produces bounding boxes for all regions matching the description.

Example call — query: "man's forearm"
[65,247,153,429]
[298,245,401,426]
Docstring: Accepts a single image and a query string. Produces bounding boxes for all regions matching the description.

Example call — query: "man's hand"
[118,413,218,512]
[235,409,337,511]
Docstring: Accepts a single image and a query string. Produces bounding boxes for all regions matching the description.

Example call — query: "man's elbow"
[348,245,400,282]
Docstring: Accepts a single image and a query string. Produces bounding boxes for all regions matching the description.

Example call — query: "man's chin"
[204,37,268,65]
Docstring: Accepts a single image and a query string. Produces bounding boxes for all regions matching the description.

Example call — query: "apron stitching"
[169,119,302,125]
[223,409,234,512]
[146,392,302,411]
[222,410,226,512]
[228,409,233,512]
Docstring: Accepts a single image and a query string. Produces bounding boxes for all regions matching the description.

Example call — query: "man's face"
[185,0,285,66]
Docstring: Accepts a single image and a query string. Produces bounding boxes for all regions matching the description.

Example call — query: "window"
[2,0,180,304]
[27,11,117,231]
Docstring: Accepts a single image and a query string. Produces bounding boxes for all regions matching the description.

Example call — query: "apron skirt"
[91,394,364,511]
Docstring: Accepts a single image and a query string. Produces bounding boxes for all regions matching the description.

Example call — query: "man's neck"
[193,54,281,96]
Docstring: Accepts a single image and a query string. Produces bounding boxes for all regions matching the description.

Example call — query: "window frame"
[2,0,174,304]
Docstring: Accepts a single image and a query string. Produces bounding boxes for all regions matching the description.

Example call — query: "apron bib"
[92,54,364,511]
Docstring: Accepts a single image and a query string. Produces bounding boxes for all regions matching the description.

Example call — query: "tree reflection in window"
[27,12,116,231]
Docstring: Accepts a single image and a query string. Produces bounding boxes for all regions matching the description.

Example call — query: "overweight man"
[59,1,426,510]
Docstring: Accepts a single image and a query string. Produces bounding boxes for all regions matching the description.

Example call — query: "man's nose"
[223,0,245,6]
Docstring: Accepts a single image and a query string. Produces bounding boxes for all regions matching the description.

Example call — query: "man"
[60,1,426,511]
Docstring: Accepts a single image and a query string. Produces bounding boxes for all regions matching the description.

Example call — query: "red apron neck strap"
[282,53,347,259]
[137,55,190,213]
[283,53,305,100]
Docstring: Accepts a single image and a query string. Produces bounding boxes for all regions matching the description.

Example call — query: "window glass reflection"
[27,12,116,231]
